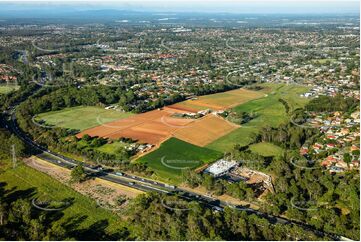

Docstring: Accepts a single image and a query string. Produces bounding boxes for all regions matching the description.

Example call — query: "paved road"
[1,107,342,241]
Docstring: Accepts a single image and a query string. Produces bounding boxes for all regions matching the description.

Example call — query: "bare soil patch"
[25,156,143,206]
[77,88,261,147]
[173,115,239,146]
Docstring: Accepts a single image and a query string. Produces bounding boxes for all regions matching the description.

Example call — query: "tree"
[351,149,359,157]
[114,195,127,206]
[70,164,87,183]
[82,134,91,142]
[182,169,202,188]
[45,222,66,240]
[0,202,8,225]
[8,135,26,157]
[29,218,45,240]
[343,153,352,166]
[202,174,214,190]
[9,199,32,225]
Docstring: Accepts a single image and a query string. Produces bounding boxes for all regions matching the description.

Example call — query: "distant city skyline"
[0,0,359,14]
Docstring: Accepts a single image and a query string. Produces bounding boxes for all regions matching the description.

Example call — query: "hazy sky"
[0,0,359,14]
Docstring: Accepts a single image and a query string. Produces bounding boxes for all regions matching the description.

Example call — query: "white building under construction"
[204,159,238,177]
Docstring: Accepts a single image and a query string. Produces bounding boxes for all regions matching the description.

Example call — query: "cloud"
[0,0,358,14]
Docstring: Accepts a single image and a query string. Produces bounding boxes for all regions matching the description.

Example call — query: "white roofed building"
[204,159,238,177]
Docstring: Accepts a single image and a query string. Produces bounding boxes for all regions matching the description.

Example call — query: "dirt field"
[77,108,190,144]
[77,88,263,147]
[167,103,200,113]
[78,107,237,147]
[25,156,143,205]
[173,114,239,146]
[179,183,260,209]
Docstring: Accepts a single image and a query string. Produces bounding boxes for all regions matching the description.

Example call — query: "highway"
[2,106,342,241]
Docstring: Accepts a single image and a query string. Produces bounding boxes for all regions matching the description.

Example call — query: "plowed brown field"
[77,88,262,147]
[166,104,199,113]
[77,107,238,147]
[173,115,238,146]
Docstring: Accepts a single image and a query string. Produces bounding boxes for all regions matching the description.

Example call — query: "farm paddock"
[77,107,238,147]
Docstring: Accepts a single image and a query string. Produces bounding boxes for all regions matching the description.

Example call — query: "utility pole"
[11,144,16,169]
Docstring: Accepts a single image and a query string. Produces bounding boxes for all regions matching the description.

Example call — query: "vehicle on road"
[165,184,176,189]
[212,206,223,212]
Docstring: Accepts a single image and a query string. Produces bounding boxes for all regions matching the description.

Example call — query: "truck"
[212,206,223,212]
[164,184,176,189]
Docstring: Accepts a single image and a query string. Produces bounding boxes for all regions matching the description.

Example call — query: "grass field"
[0,84,20,94]
[249,142,284,157]
[96,141,127,155]
[173,88,265,111]
[137,138,222,183]
[206,84,310,152]
[0,159,126,239]
[312,58,337,64]
[53,140,128,159]
[35,106,133,132]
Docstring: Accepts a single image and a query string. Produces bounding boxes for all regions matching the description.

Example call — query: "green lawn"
[206,126,258,151]
[312,58,337,64]
[54,140,129,160]
[249,142,284,157]
[0,84,20,94]
[206,84,310,152]
[175,88,264,110]
[137,138,222,184]
[35,106,133,132]
[0,160,127,239]
[96,142,127,155]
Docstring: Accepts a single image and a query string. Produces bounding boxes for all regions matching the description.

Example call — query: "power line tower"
[11,144,16,169]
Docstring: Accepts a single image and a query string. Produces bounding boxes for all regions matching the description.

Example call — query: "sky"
[0,0,359,14]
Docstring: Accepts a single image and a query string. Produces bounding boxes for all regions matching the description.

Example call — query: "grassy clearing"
[175,88,264,110]
[0,160,126,237]
[249,142,284,157]
[35,106,133,131]
[194,89,263,107]
[137,138,222,183]
[206,84,310,152]
[96,141,127,155]
[52,140,129,161]
[312,58,337,64]
[51,148,87,162]
[0,84,20,94]
[206,126,258,151]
